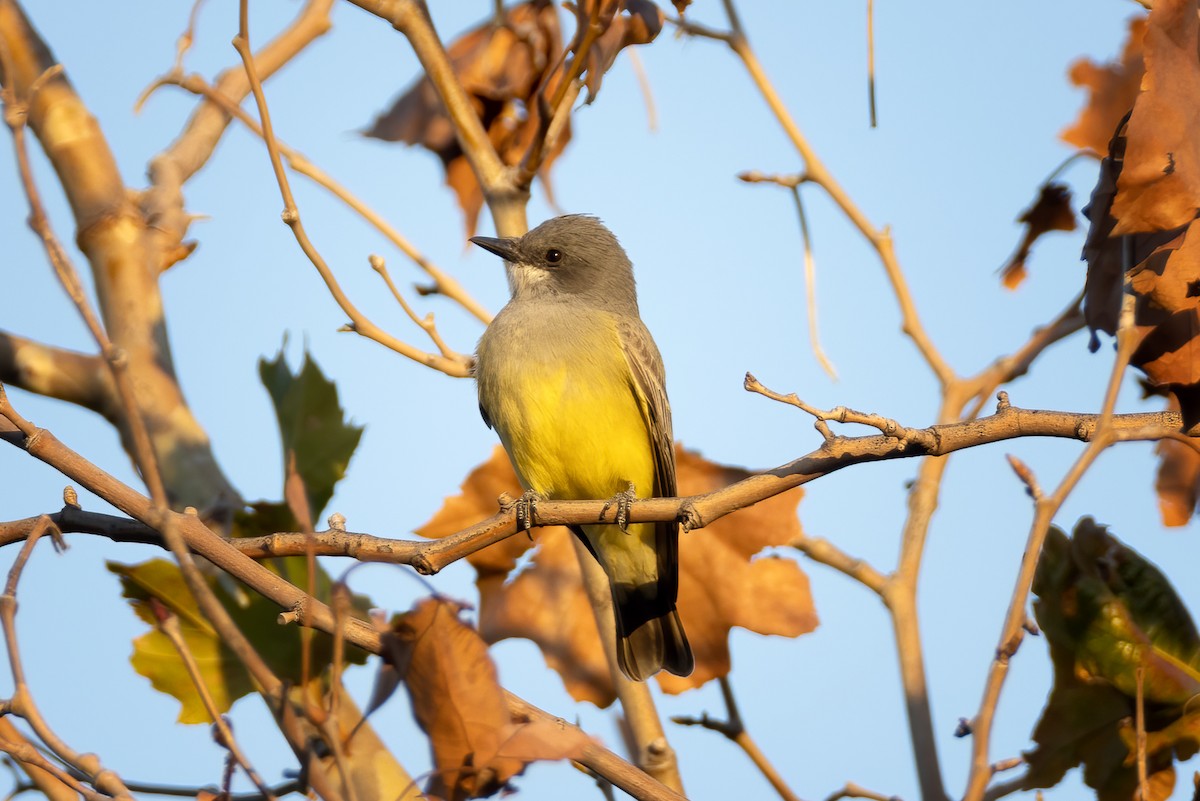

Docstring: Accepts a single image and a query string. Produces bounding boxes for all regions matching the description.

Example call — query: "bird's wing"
[616,317,676,499]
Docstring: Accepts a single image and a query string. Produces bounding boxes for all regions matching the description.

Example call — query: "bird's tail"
[612,584,694,681]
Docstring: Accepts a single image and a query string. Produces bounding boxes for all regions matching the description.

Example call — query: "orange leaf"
[1111,0,1200,234]
[419,446,817,706]
[381,597,590,800]
[1060,16,1146,155]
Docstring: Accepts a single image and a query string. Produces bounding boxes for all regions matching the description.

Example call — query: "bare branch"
[156,72,492,325]
[963,290,1140,801]
[0,517,133,800]
[153,605,277,801]
[231,15,473,378]
[0,331,113,416]
[672,678,802,801]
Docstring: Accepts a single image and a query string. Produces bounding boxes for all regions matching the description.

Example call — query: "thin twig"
[712,0,954,386]
[671,678,801,801]
[156,73,491,325]
[790,185,837,379]
[963,287,1140,801]
[517,0,605,186]
[823,782,899,801]
[119,778,302,799]
[1136,664,1148,801]
[0,518,132,800]
[153,605,277,801]
[369,255,459,359]
[627,49,657,132]
[231,15,472,377]
[866,0,876,128]
[0,735,109,801]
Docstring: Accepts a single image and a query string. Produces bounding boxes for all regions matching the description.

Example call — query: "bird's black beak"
[469,235,521,263]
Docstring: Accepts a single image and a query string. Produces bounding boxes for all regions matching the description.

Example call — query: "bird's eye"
[545,249,563,264]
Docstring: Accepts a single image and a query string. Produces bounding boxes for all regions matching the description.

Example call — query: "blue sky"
[2,1,1193,800]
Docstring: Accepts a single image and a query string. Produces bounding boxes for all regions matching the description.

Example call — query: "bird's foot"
[600,482,638,532]
[500,489,542,536]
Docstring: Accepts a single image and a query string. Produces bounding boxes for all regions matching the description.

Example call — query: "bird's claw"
[501,490,542,537]
[601,482,638,533]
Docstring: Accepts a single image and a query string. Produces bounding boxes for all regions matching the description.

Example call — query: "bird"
[471,214,693,681]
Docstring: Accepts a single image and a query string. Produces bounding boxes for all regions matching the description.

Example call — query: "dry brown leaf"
[381,597,590,800]
[1111,0,1200,234]
[568,0,665,101]
[418,445,816,706]
[364,1,567,237]
[1060,16,1146,154]
[1000,183,1077,290]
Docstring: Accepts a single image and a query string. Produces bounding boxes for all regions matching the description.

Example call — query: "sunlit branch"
[156,72,491,325]
[153,607,277,801]
[231,13,473,378]
[671,678,801,801]
[0,517,133,800]
[963,290,1140,801]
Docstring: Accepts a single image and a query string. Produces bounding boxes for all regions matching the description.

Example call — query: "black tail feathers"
[613,584,693,681]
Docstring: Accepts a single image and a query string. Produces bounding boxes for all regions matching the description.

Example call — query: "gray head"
[470,215,639,311]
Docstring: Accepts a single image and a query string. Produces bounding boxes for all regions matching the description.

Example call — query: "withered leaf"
[1111,0,1200,234]
[364,1,567,237]
[1080,121,1190,340]
[567,0,665,102]
[380,597,591,800]
[1000,183,1077,290]
[1060,16,1146,155]
[418,445,816,707]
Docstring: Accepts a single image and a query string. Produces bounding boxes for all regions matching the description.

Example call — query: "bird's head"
[470,214,638,309]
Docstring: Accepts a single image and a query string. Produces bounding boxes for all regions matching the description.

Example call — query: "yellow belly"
[479,312,659,583]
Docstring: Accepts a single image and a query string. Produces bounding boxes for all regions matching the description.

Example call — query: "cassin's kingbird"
[471,214,694,681]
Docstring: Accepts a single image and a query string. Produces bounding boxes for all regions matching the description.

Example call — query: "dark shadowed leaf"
[1023,519,1200,800]
[1000,183,1077,290]
[259,348,363,522]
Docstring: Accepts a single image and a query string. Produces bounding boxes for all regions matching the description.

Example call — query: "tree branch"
[0,389,685,801]
[0,331,113,416]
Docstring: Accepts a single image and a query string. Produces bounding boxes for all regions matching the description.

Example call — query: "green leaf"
[259,347,364,521]
[108,559,253,724]
[109,556,372,724]
[1023,518,1200,800]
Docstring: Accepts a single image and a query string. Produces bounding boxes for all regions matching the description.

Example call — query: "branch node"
[678,501,703,533]
[995,391,1011,411]
[327,512,346,532]
[411,553,437,576]
[62,486,80,509]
